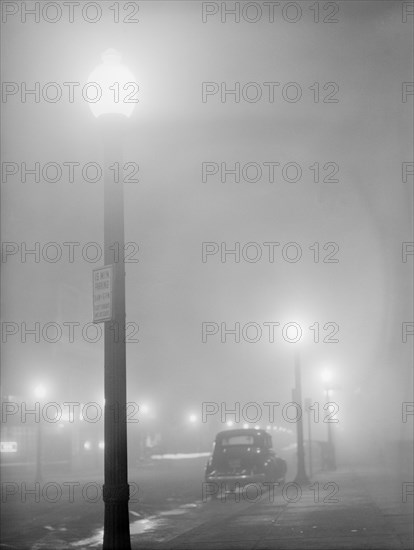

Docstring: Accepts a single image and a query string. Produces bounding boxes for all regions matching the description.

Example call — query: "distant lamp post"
[138,403,150,459]
[321,369,337,471]
[88,49,137,550]
[304,397,313,478]
[292,350,310,485]
[34,384,46,482]
[189,414,202,452]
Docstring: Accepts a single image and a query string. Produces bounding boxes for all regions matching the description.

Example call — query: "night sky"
[1,1,412,447]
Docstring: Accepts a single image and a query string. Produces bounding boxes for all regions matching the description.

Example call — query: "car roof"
[215,429,270,439]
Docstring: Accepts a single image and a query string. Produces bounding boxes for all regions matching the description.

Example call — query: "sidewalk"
[132,468,413,550]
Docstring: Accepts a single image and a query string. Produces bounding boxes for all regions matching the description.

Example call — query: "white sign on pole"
[0,441,17,453]
[93,265,113,323]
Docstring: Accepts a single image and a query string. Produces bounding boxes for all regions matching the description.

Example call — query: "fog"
[1,1,413,549]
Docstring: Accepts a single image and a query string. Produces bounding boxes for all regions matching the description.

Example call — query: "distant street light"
[88,49,137,550]
[321,369,333,385]
[34,384,46,482]
[321,369,337,470]
[34,385,46,399]
[140,404,150,415]
[188,414,203,452]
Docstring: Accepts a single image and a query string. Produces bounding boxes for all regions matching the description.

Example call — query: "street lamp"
[88,49,137,550]
[34,384,46,482]
[88,49,136,119]
[321,369,337,471]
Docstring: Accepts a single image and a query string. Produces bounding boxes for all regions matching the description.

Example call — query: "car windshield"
[219,435,256,446]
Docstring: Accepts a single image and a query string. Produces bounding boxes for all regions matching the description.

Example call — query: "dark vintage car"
[205,429,287,492]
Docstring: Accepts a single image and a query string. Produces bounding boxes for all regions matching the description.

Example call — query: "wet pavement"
[130,468,413,550]
[1,465,412,549]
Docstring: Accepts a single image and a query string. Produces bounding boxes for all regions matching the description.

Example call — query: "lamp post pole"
[325,388,337,471]
[101,114,131,550]
[293,350,310,485]
[34,385,46,483]
[35,418,42,482]
[304,397,313,478]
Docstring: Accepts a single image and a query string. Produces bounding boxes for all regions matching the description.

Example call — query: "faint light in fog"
[266,425,271,430]
[87,49,137,118]
[34,385,46,399]
[189,414,197,423]
[1,442,17,453]
[84,441,91,450]
[321,369,333,383]
[99,441,104,450]
[140,404,149,415]
[254,425,260,430]
[226,420,234,427]
[243,423,249,429]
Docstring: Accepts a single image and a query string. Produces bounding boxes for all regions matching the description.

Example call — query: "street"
[1,457,412,549]
[1,1,413,549]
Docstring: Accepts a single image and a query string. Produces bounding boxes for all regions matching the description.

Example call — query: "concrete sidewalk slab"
[140,468,413,550]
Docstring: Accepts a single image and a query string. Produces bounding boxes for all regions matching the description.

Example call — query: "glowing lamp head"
[34,385,46,399]
[321,369,333,384]
[189,414,197,423]
[87,49,137,118]
[140,404,149,415]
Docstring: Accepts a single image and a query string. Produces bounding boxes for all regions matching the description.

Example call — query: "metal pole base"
[294,474,311,486]
[103,484,131,550]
